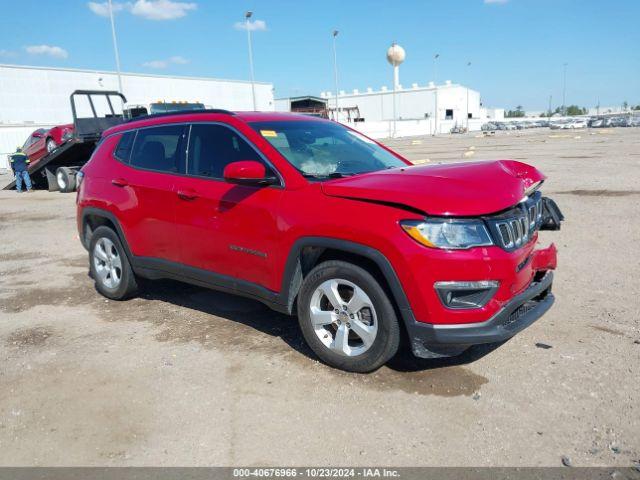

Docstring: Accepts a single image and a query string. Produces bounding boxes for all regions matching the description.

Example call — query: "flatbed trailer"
[3,90,126,192]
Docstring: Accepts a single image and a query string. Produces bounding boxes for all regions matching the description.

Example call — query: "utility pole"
[108,0,123,94]
[245,11,257,110]
[332,30,339,121]
[465,61,471,131]
[433,53,439,135]
[548,95,552,118]
[562,62,568,115]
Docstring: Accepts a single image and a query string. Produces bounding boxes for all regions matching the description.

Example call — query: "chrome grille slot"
[520,216,528,242]
[511,220,522,246]
[498,223,513,248]
[528,205,536,229]
[536,198,542,221]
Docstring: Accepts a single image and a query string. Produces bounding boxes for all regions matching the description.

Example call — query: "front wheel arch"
[279,238,414,334]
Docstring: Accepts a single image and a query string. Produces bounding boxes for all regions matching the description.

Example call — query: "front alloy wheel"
[310,278,378,357]
[297,260,400,372]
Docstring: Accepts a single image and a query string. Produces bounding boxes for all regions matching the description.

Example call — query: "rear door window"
[130,125,186,173]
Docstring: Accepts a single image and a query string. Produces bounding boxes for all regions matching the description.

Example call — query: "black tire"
[89,226,138,300]
[297,260,400,373]
[55,167,76,193]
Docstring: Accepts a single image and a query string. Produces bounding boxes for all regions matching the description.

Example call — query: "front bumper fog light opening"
[434,280,499,310]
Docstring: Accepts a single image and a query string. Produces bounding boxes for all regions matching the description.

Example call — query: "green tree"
[565,105,587,116]
[505,105,525,118]
[623,101,629,111]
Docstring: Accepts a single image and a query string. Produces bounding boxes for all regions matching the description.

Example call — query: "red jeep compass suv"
[77,110,563,372]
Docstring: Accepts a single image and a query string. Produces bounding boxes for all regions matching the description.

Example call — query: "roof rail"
[126,109,235,123]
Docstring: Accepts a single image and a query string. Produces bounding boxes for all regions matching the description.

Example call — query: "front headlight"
[401,219,493,250]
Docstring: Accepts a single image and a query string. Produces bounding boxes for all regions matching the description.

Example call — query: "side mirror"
[32,131,44,138]
[223,160,277,186]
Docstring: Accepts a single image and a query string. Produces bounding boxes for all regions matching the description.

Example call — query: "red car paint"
[322,160,545,216]
[22,124,74,164]
[76,111,561,358]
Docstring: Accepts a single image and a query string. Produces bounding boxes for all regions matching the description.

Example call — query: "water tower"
[386,43,405,89]
[386,43,405,136]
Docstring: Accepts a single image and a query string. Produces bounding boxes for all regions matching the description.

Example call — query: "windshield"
[250,120,407,178]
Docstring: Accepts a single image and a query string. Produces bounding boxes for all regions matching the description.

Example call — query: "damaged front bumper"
[407,270,555,359]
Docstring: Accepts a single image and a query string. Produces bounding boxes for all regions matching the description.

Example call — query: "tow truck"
[3,90,127,193]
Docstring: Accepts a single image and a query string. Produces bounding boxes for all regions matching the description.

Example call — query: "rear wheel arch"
[81,208,133,261]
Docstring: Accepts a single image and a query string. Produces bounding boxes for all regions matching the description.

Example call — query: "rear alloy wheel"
[55,166,76,192]
[89,226,138,300]
[297,260,400,372]
[46,138,57,153]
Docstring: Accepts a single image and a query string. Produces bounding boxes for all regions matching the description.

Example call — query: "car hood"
[321,160,545,216]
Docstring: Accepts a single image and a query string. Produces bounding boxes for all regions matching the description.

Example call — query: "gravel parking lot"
[1,127,639,467]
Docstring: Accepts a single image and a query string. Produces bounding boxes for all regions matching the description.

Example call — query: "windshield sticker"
[260,130,278,138]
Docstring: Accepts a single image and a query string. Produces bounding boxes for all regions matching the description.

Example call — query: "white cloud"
[0,49,18,58]
[25,45,69,59]
[484,0,509,3]
[88,0,196,20]
[142,60,168,68]
[234,19,267,31]
[142,55,189,69]
[169,55,189,64]
[130,0,196,20]
[87,1,128,17]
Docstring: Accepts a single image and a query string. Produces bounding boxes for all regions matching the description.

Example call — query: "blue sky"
[1,0,638,110]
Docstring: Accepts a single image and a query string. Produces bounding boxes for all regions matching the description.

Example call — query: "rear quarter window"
[113,131,136,162]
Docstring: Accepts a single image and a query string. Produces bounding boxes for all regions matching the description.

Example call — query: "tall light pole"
[548,95,553,118]
[245,11,257,111]
[562,62,568,116]
[332,30,339,121]
[108,0,123,94]
[465,61,471,131]
[433,53,439,135]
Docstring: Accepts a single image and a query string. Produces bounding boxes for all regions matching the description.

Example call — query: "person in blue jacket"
[9,147,33,193]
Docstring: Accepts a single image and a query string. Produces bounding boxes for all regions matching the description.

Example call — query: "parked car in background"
[77,110,564,372]
[589,117,604,128]
[613,116,633,127]
[570,119,588,129]
[22,124,74,164]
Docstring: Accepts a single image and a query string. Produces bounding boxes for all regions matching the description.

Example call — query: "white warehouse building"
[321,81,481,123]
[0,64,274,169]
[275,81,501,139]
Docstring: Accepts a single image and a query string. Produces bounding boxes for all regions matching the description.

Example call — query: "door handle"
[111,178,128,187]
[177,189,198,200]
